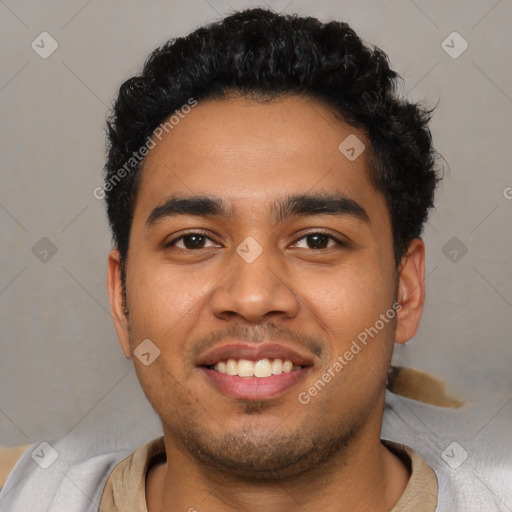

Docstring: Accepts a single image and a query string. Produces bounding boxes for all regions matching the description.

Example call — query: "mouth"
[206,358,302,377]
[197,343,314,400]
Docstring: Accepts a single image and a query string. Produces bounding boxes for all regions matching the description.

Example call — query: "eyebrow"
[145,193,369,227]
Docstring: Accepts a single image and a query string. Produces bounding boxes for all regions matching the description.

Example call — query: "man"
[101,6,441,510]
[3,7,507,512]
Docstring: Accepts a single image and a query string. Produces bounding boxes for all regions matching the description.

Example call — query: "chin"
[166,418,359,482]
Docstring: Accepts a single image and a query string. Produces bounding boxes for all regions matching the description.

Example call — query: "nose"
[209,246,300,324]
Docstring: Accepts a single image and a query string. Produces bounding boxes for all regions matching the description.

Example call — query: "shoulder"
[383,390,512,511]
[0,436,135,512]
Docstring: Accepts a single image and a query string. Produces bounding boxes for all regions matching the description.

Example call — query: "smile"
[208,358,302,378]
[197,342,314,400]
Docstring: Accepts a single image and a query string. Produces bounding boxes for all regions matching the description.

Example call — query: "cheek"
[126,255,214,338]
[298,260,395,348]
[133,360,199,426]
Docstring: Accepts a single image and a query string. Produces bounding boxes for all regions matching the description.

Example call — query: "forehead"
[133,95,387,224]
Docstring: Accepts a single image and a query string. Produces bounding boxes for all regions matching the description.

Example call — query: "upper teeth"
[214,358,299,378]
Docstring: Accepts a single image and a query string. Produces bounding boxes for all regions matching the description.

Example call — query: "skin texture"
[107,94,425,512]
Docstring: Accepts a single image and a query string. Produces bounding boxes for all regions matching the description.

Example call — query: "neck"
[146,411,409,512]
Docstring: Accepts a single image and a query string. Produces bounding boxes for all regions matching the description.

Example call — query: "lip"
[201,366,311,400]
[196,342,315,401]
[196,342,315,367]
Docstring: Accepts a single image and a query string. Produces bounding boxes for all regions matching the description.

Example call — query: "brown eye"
[182,234,206,249]
[294,233,340,250]
[168,233,219,250]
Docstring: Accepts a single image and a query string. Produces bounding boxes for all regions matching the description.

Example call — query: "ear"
[107,249,132,359]
[395,239,425,345]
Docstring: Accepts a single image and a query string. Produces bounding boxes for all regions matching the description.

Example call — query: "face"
[107,94,425,480]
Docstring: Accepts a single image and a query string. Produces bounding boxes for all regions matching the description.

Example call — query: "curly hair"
[104,7,441,278]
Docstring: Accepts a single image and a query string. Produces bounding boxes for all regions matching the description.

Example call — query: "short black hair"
[104,7,441,281]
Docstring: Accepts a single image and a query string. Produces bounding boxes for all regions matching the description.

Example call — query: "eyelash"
[165,230,346,251]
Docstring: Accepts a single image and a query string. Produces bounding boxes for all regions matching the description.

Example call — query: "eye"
[165,231,344,251]
[293,232,343,250]
[166,232,220,250]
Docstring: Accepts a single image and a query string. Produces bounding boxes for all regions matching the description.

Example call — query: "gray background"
[1,0,511,450]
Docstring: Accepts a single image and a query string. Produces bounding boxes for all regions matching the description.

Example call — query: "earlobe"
[107,249,132,359]
[395,239,426,345]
